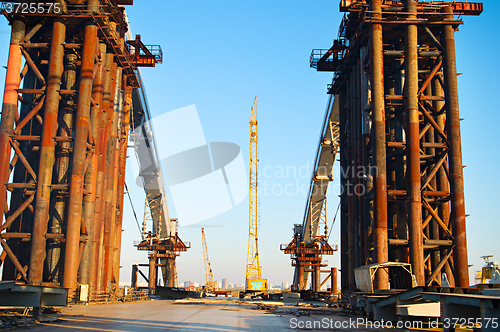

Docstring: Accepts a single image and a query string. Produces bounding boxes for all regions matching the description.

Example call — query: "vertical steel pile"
[311,0,482,294]
[0,0,160,302]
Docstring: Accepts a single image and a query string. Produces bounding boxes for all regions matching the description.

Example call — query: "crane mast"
[245,97,267,293]
[201,228,215,292]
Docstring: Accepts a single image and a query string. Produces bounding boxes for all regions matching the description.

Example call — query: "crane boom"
[201,228,215,292]
[245,96,267,292]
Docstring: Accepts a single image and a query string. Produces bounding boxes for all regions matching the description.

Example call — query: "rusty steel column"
[148,254,157,295]
[298,263,304,290]
[0,20,25,227]
[113,83,132,288]
[165,257,175,287]
[442,5,469,287]
[102,61,118,292]
[331,267,337,294]
[85,43,107,290]
[404,0,425,286]
[80,0,101,288]
[339,89,349,290]
[48,53,77,284]
[63,23,98,295]
[29,20,66,285]
[94,52,113,292]
[347,71,356,290]
[369,0,389,290]
[131,264,138,290]
[314,264,321,292]
[109,67,123,291]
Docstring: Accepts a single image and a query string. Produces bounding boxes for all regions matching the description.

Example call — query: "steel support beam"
[94,52,113,292]
[63,22,98,296]
[0,19,25,228]
[404,0,425,286]
[370,0,389,290]
[29,20,66,286]
[442,5,469,287]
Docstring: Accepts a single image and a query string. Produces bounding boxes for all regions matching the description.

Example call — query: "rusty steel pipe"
[103,63,118,292]
[29,20,66,286]
[84,42,107,291]
[87,0,99,14]
[109,67,122,290]
[63,23,98,295]
[102,61,118,292]
[148,254,157,295]
[0,20,25,230]
[369,0,389,290]
[442,5,469,287]
[165,257,175,287]
[47,53,77,284]
[331,267,337,294]
[113,84,132,288]
[404,0,425,286]
[94,52,113,292]
[298,263,304,290]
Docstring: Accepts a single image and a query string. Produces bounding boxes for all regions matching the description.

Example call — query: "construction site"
[0,0,499,331]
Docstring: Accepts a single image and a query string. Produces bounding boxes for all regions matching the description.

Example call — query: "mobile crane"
[201,228,216,292]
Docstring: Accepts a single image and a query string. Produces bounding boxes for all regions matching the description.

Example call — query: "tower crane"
[244,97,268,296]
[201,228,216,292]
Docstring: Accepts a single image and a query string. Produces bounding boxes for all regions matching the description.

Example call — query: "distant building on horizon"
[184,280,199,288]
[282,281,290,290]
[222,278,228,289]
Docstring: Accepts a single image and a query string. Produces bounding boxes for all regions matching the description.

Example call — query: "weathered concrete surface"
[27,299,425,331]
[29,300,291,331]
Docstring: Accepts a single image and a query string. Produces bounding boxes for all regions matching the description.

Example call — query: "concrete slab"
[29,299,292,332]
[27,299,431,331]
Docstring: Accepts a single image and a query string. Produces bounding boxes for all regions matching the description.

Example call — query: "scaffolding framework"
[310,0,482,294]
[0,0,166,302]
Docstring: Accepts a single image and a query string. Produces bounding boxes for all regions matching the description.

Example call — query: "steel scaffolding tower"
[0,0,176,303]
[310,0,482,295]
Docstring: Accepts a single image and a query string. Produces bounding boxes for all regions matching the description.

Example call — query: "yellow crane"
[245,96,268,294]
[201,228,216,292]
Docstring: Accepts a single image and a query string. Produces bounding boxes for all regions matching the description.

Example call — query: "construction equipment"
[475,256,500,284]
[201,228,216,292]
[244,97,268,295]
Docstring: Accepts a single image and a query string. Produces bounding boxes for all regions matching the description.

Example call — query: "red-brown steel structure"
[0,0,165,302]
[310,0,482,295]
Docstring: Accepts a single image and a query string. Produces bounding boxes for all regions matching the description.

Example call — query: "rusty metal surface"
[369,0,389,291]
[63,23,98,296]
[442,5,469,288]
[29,20,66,286]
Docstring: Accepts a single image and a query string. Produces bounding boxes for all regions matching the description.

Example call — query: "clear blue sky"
[0,0,498,288]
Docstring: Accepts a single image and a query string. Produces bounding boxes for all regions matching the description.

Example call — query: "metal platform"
[0,281,67,307]
[346,285,500,331]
